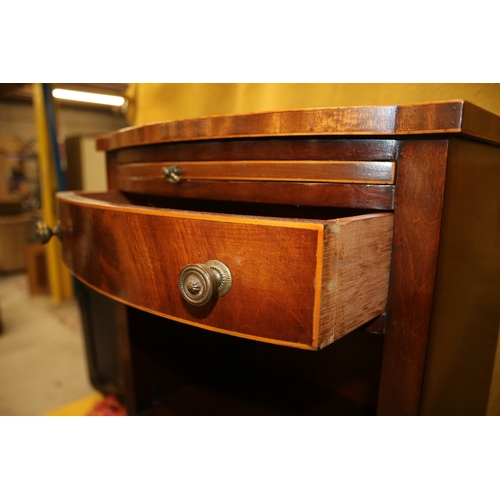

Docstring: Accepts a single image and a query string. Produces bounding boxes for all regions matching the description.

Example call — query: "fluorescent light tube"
[52,88,125,106]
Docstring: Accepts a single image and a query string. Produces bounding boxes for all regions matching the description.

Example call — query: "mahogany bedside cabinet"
[41,100,500,415]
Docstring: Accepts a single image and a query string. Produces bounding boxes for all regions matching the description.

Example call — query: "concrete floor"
[0,272,94,415]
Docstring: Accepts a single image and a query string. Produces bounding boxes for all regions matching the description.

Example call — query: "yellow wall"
[126,83,500,125]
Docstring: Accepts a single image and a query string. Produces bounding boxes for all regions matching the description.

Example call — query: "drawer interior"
[83,190,385,221]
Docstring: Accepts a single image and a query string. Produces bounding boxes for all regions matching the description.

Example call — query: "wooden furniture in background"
[24,243,49,295]
[65,136,108,192]
[0,213,32,272]
[55,100,499,415]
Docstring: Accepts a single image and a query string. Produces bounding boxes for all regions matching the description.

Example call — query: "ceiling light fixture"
[52,88,125,106]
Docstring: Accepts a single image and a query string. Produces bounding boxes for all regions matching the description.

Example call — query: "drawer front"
[114,160,396,210]
[57,191,393,350]
[117,161,396,184]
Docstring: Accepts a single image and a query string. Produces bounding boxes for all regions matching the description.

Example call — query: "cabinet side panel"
[419,138,500,415]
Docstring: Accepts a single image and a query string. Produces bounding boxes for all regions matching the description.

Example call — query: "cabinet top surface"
[97,100,500,151]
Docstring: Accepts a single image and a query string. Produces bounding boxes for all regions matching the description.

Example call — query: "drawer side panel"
[318,213,394,348]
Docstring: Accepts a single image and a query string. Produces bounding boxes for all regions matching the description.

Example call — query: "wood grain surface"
[57,191,393,350]
[376,140,450,415]
[318,214,394,348]
[96,101,500,151]
[97,101,469,150]
[116,160,396,184]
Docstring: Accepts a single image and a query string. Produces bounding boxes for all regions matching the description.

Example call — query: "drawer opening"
[101,190,390,222]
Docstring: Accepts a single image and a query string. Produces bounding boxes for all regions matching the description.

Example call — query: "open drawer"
[57,191,393,350]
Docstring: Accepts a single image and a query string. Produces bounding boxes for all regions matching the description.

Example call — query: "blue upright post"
[42,83,67,192]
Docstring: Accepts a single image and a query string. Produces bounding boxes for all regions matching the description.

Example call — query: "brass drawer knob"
[35,220,61,244]
[162,165,181,184]
[178,260,232,306]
